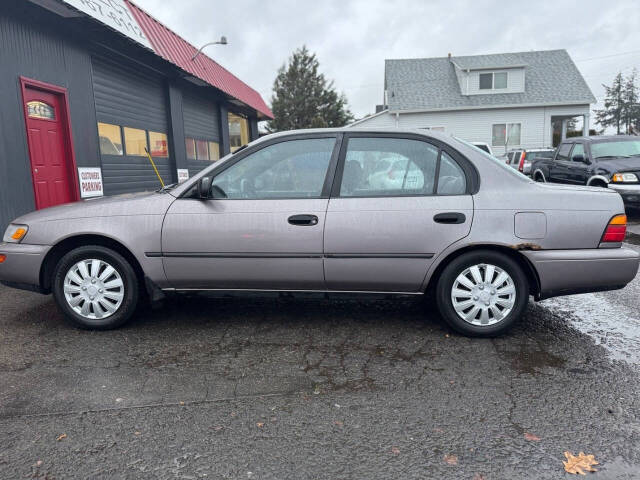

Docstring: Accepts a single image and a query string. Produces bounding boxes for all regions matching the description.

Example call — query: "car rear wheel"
[435,250,529,337]
[533,171,545,182]
[52,245,139,330]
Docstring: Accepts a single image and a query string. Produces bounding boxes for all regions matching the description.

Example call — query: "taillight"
[518,152,526,172]
[601,214,627,244]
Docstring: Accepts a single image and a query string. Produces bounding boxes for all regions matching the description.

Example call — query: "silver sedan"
[1,129,638,336]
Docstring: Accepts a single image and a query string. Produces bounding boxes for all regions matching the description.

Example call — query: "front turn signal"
[601,214,627,243]
[2,224,29,243]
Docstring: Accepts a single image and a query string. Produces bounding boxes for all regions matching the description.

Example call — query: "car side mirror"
[197,176,212,199]
[573,154,589,164]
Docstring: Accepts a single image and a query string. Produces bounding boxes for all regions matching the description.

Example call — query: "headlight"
[2,224,29,243]
[612,173,638,183]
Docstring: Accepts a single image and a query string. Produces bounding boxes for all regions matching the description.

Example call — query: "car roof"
[563,135,639,143]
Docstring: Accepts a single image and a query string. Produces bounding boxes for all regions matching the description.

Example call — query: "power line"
[574,50,640,62]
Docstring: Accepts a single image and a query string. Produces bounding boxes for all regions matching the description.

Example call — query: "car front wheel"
[435,250,529,337]
[52,245,139,329]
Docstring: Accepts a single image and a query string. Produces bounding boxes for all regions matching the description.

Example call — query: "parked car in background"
[531,136,640,208]
[471,142,493,155]
[506,148,555,176]
[1,129,638,337]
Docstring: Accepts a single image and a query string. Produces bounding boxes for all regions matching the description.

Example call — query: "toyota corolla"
[1,129,638,336]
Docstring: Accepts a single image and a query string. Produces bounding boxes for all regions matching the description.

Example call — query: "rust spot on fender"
[511,243,542,251]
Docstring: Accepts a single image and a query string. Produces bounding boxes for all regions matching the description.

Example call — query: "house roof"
[125,1,272,119]
[385,49,595,112]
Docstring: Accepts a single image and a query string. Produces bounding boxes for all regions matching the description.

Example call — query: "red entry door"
[23,86,75,209]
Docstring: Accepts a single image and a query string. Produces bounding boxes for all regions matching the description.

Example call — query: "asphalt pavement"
[2,247,640,479]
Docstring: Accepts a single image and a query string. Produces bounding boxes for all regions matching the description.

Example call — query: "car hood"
[596,157,640,172]
[12,191,176,224]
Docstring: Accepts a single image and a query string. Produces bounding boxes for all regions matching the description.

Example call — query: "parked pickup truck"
[530,135,640,208]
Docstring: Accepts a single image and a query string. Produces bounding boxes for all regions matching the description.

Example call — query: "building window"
[228,112,249,152]
[97,123,123,155]
[186,138,196,160]
[479,72,508,90]
[209,141,220,161]
[124,127,148,156]
[196,140,209,160]
[149,131,169,157]
[492,123,521,147]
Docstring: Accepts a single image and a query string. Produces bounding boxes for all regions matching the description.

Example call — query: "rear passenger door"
[323,134,474,292]
[549,142,573,183]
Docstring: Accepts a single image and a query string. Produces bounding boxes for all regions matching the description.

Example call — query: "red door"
[22,85,76,209]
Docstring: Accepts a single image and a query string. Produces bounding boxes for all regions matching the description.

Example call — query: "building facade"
[351,50,595,155]
[0,0,272,231]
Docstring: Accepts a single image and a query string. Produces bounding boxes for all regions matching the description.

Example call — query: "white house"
[350,50,596,156]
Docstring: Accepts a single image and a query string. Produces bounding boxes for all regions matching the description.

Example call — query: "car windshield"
[591,140,640,159]
[453,137,529,181]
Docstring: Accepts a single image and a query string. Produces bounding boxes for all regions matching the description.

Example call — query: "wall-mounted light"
[191,36,228,61]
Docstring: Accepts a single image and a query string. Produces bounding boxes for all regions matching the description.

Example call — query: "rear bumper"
[522,247,639,300]
[0,243,50,293]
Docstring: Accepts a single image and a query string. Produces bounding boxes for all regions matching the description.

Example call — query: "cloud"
[133,0,640,121]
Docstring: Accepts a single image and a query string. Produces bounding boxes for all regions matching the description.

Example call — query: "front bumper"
[608,183,640,206]
[0,243,50,293]
[522,247,639,300]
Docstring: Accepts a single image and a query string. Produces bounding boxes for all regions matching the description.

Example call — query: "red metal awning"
[126,1,273,119]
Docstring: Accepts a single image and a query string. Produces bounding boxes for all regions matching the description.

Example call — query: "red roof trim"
[125,0,273,119]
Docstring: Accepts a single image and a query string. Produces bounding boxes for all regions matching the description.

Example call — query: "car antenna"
[144,147,165,189]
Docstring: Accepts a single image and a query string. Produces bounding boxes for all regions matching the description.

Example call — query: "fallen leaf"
[333,420,343,426]
[212,425,224,431]
[444,454,458,465]
[134,431,141,436]
[391,447,400,455]
[56,433,67,441]
[33,460,43,467]
[473,474,486,480]
[524,432,541,442]
[256,422,264,428]
[563,451,599,475]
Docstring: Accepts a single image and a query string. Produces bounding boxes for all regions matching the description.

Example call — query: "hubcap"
[63,259,124,320]
[450,263,516,326]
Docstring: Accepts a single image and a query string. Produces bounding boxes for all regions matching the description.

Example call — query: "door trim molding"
[147,251,434,259]
[19,76,80,207]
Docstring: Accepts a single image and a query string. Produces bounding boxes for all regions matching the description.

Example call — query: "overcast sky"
[134,0,640,124]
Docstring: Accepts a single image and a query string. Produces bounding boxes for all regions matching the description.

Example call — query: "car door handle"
[288,214,319,226]
[433,212,466,224]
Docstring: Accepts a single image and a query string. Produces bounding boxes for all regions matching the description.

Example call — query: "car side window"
[338,137,466,197]
[571,143,585,162]
[210,138,335,199]
[556,143,572,161]
[437,152,467,195]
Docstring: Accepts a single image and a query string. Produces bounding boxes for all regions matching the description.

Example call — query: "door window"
[211,138,335,199]
[571,143,585,162]
[437,152,467,194]
[556,143,572,161]
[338,137,441,197]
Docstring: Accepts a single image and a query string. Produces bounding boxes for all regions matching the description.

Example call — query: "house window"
[149,131,169,157]
[123,127,148,156]
[97,123,123,155]
[209,141,220,161]
[492,123,521,147]
[228,112,249,152]
[479,72,508,90]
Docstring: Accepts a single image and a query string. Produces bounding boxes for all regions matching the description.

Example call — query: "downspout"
[395,112,399,128]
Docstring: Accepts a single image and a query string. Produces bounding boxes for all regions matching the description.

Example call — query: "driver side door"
[161,135,339,289]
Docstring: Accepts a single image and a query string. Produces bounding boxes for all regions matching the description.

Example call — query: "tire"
[534,172,545,182]
[52,245,139,330]
[435,250,529,337]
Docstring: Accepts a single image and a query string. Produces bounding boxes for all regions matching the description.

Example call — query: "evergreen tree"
[595,72,625,134]
[267,46,353,132]
[622,69,638,134]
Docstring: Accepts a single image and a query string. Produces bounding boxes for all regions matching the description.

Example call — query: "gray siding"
[182,90,220,141]
[0,6,99,230]
[101,156,172,196]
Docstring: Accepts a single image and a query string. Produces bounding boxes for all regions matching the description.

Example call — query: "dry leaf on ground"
[444,454,458,465]
[56,434,67,442]
[563,451,599,475]
[391,447,400,455]
[256,422,264,428]
[524,432,541,441]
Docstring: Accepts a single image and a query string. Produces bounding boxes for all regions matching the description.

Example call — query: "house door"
[22,82,76,209]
